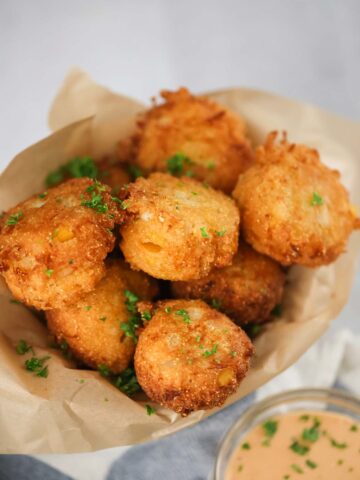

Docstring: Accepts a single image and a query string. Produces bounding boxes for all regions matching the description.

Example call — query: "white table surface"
[0,2,359,477]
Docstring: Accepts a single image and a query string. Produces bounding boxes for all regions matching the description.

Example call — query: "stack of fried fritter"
[0,88,358,415]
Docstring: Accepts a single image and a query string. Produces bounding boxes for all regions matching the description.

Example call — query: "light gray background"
[0,1,359,478]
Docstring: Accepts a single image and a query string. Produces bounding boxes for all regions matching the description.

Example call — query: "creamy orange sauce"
[226,411,360,479]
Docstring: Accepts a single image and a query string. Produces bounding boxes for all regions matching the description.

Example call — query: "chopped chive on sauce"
[306,459,317,469]
[6,211,23,226]
[310,191,323,206]
[290,440,309,456]
[302,418,320,442]
[262,419,278,440]
[145,404,156,416]
[330,438,348,449]
[291,464,304,474]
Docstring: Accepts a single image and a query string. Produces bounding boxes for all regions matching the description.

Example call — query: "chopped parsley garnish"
[165,306,172,314]
[306,459,317,469]
[145,404,156,416]
[302,418,320,442]
[245,324,263,339]
[84,305,92,311]
[141,311,152,322]
[38,191,48,199]
[120,290,143,343]
[175,309,191,324]
[111,195,128,210]
[200,227,209,238]
[262,419,278,439]
[310,191,323,206]
[45,156,98,187]
[59,339,72,359]
[337,459,344,465]
[211,298,221,310]
[99,316,107,322]
[215,228,226,237]
[6,211,23,226]
[195,334,201,343]
[81,182,109,213]
[44,268,54,278]
[167,152,194,176]
[124,290,139,313]
[16,339,33,355]
[25,356,50,378]
[207,161,216,170]
[114,367,140,395]
[291,464,304,474]
[299,414,310,421]
[330,438,348,449]
[98,364,111,377]
[203,344,218,357]
[271,304,283,317]
[290,440,309,456]
[350,424,358,432]
[230,351,237,357]
[128,164,143,180]
[241,442,250,450]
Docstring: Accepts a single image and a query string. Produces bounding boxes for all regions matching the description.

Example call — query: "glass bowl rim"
[214,387,360,480]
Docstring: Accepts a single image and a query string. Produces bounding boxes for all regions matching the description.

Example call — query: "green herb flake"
[25,356,50,378]
[337,459,343,465]
[299,415,310,421]
[211,298,221,310]
[241,442,251,450]
[166,152,193,176]
[98,364,111,377]
[230,351,237,358]
[165,306,172,314]
[283,476,290,480]
[16,339,33,355]
[302,418,320,443]
[38,191,48,199]
[262,419,278,439]
[330,438,348,449]
[175,309,191,324]
[10,298,21,305]
[290,440,310,456]
[271,304,283,317]
[350,424,358,432]
[111,195,128,210]
[113,367,140,396]
[46,156,98,187]
[84,305,92,311]
[191,191,198,196]
[99,316,107,322]
[44,269,54,278]
[124,290,139,313]
[145,404,156,416]
[310,191,323,206]
[305,460,317,469]
[81,181,109,213]
[203,344,218,358]
[207,161,216,170]
[6,211,23,226]
[77,379,85,384]
[200,226,209,238]
[195,334,201,343]
[215,228,226,237]
[128,164,143,180]
[237,465,243,472]
[291,464,304,474]
[141,311,152,322]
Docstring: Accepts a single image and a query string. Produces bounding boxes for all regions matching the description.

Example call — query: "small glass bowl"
[214,388,360,480]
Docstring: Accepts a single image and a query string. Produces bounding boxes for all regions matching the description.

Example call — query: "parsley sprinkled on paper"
[306,459,317,469]
[203,344,218,358]
[200,227,209,238]
[46,156,98,187]
[310,191,323,206]
[16,339,33,355]
[167,152,193,176]
[6,211,23,226]
[25,356,50,378]
[114,367,140,395]
[175,309,191,324]
[145,404,156,416]
[290,440,310,456]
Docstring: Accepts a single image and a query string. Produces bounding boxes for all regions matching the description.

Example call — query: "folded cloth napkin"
[1,329,359,480]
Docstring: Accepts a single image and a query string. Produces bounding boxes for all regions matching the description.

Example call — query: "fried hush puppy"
[132,88,254,193]
[46,259,158,374]
[135,299,254,415]
[233,132,359,267]
[120,173,240,281]
[0,178,126,310]
[171,241,285,325]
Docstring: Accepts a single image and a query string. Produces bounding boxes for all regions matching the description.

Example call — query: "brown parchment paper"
[1,68,360,454]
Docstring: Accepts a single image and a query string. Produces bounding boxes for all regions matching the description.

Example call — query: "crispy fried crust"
[171,241,285,324]
[134,299,254,415]
[232,132,359,267]
[120,173,240,280]
[0,178,126,309]
[46,259,158,373]
[132,88,254,193]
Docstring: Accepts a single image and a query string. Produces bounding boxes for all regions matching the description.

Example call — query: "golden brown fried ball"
[135,299,253,415]
[120,173,240,281]
[132,88,254,193]
[46,259,158,373]
[97,158,131,194]
[171,241,285,325]
[232,132,359,267]
[0,178,126,310]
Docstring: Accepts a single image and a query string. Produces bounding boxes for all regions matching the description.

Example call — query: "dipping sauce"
[226,411,360,479]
